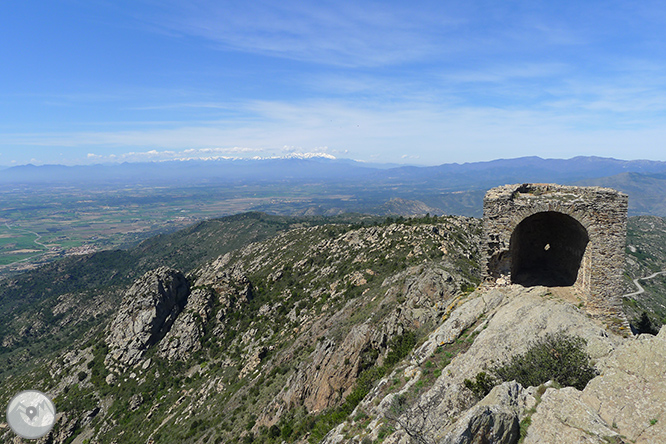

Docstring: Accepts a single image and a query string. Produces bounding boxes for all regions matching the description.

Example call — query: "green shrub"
[385,331,416,366]
[463,371,496,398]
[494,333,597,390]
[465,333,597,399]
[634,311,659,335]
[280,422,293,440]
[519,416,531,442]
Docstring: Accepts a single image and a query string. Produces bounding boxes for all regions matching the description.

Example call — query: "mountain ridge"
[0,211,665,443]
[3,155,666,188]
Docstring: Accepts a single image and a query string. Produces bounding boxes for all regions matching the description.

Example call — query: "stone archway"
[483,183,628,316]
[509,211,589,287]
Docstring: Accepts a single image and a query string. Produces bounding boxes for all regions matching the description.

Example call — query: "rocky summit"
[0,213,664,444]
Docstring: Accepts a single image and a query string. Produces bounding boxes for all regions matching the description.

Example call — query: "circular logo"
[6,390,56,439]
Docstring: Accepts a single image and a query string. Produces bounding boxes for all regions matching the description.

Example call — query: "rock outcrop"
[524,327,666,444]
[105,267,189,368]
[441,404,519,444]
[282,323,374,413]
[158,288,214,361]
[323,284,626,444]
[440,382,534,444]
[194,260,253,321]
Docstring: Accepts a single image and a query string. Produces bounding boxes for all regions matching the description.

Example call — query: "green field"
[0,183,360,277]
[0,224,49,265]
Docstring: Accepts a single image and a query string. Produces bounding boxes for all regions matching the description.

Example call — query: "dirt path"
[623,270,666,298]
[1,222,49,267]
[549,286,583,306]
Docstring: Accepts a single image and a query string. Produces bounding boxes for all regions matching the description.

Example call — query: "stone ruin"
[483,183,628,317]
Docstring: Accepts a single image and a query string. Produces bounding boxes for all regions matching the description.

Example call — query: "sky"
[1,0,666,166]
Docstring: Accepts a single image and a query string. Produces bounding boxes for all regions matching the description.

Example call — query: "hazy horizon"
[3,154,666,170]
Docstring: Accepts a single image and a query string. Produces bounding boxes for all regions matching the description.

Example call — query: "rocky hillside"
[624,216,666,326]
[322,284,665,444]
[0,215,481,443]
[0,213,664,444]
[0,212,382,380]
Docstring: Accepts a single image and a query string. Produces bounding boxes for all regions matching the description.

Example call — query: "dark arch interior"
[510,211,589,287]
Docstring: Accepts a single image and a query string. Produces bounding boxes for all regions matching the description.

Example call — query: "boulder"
[441,404,519,444]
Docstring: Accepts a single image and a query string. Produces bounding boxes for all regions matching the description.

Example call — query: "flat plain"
[0,183,358,277]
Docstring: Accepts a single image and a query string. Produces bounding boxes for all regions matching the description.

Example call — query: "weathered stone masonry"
[483,183,628,316]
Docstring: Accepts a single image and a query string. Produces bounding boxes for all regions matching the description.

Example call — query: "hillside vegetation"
[624,215,666,327]
[0,214,482,443]
[0,212,665,444]
[0,212,381,379]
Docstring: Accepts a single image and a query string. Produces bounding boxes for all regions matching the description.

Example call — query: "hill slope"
[0,212,381,379]
[0,213,665,444]
[1,215,482,443]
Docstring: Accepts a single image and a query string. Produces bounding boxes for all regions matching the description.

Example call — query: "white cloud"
[80,146,337,164]
[5,88,666,165]
[142,1,463,67]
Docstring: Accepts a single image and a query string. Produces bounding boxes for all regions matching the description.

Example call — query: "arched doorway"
[510,211,589,287]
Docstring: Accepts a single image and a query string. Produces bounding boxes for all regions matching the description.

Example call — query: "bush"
[634,311,659,335]
[494,332,597,391]
[385,331,416,366]
[280,423,293,440]
[465,333,597,398]
[463,371,496,398]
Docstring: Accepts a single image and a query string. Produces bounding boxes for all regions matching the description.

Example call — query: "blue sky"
[1,0,666,166]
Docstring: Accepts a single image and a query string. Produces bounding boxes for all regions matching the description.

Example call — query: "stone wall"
[483,183,628,317]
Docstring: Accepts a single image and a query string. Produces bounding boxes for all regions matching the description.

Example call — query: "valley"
[1,158,666,443]
[3,155,666,279]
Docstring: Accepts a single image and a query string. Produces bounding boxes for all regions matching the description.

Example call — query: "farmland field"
[0,182,359,277]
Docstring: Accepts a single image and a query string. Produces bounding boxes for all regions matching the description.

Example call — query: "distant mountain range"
[2,155,666,187]
[2,156,666,216]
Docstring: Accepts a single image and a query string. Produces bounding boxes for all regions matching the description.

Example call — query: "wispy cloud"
[129,102,236,111]
[143,0,464,67]
[6,95,666,165]
[441,63,571,85]
[4,1,666,166]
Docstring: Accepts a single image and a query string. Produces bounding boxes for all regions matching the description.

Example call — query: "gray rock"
[437,382,530,444]
[523,387,619,444]
[105,267,189,368]
[441,404,519,444]
[195,264,252,322]
[158,288,213,361]
[413,288,505,364]
[478,381,536,415]
[129,393,144,411]
[524,326,666,443]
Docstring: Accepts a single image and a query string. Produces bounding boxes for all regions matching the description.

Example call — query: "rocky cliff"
[322,284,664,444]
[0,214,664,444]
[105,267,190,369]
